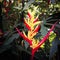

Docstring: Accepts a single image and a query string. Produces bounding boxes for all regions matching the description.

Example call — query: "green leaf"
[49,32,56,43]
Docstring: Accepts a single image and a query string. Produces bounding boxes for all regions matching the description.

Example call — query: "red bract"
[30,25,40,37]
[24,20,31,31]
[28,12,32,19]
[33,25,40,33]
[33,17,38,23]
[16,28,32,45]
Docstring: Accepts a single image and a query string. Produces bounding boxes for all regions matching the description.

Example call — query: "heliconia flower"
[27,12,32,19]
[30,32,37,39]
[24,20,31,31]
[33,25,40,33]
[30,25,40,37]
[16,9,58,60]
[33,21,41,26]
[30,38,39,49]
[16,28,32,45]
[33,16,38,23]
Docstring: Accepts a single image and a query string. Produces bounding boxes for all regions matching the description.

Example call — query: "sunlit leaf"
[49,31,56,42]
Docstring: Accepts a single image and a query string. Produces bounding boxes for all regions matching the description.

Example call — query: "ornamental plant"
[16,7,42,49]
[16,7,57,60]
